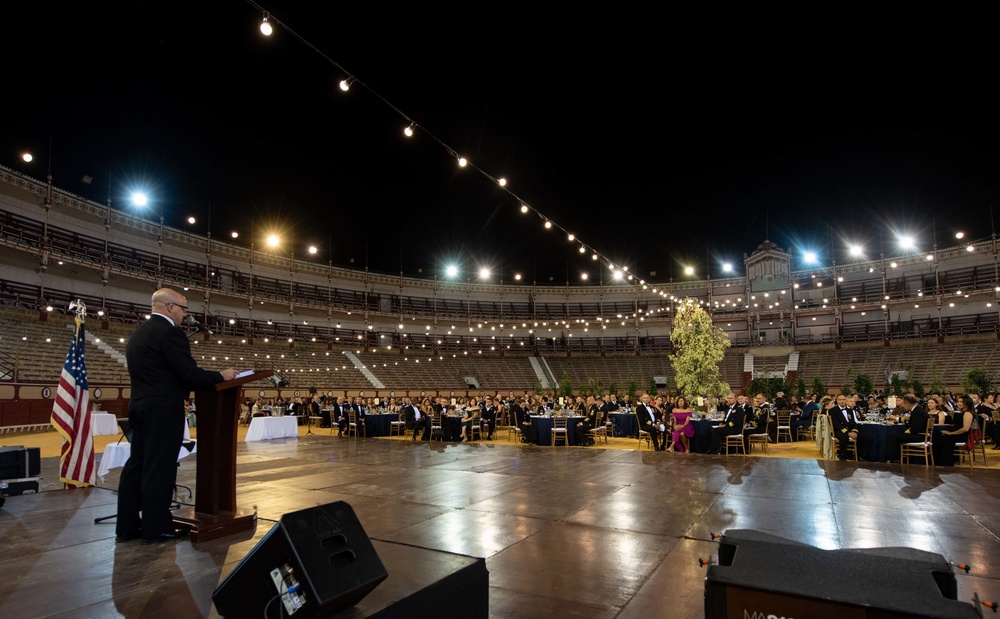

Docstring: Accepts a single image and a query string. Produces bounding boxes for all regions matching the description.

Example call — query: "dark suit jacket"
[829,407,859,436]
[746,404,770,430]
[717,405,746,435]
[126,314,222,402]
[905,404,929,438]
[403,404,420,429]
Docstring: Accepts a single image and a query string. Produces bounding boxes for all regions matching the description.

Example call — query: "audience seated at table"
[926,394,950,425]
[459,397,482,443]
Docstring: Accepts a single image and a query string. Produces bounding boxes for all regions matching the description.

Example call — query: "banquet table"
[363,414,394,437]
[609,412,637,438]
[690,418,719,453]
[91,413,119,436]
[855,423,907,462]
[245,416,298,441]
[98,440,197,481]
[531,416,584,446]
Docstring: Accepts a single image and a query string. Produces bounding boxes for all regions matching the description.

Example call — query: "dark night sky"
[6,2,998,283]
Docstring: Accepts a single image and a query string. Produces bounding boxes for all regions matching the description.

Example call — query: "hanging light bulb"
[497,177,507,187]
[457,157,467,167]
[544,221,552,229]
[520,205,529,213]
[260,13,273,36]
[403,122,415,137]
[339,77,354,92]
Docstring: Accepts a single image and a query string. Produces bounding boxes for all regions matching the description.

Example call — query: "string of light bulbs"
[245,0,668,301]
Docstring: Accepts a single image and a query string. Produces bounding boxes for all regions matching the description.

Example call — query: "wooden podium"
[172,370,272,542]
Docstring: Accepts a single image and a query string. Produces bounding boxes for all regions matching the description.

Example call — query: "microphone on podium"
[184,315,213,335]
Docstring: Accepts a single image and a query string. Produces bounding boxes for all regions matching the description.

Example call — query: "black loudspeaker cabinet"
[213,501,388,618]
[0,446,41,479]
[705,529,979,619]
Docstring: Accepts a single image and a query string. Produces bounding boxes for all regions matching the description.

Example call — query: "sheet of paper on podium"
[235,370,255,379]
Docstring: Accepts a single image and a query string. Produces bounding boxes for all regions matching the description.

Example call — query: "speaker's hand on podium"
[220,368,239,381]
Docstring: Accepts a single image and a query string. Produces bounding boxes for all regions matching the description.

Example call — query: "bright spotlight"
[848,244,862,256]
[612,270,623,280]
[684,266,694,276]
[130,191,148,207]
[266,234,279,248]
[308,245,318,255]
[22,153,33,163]
[803,251,817,263]
[955,232,964,239]
[479,268,490,280]
[722,263,733,273]
[187,216,196,225]
[898,235,915,250]
[230,231,239,239]
[445,265,458,278]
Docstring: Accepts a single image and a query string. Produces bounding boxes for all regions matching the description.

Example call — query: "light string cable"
[244,1,663,301]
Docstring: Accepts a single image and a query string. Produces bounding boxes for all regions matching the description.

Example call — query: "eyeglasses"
[167,302,189,312]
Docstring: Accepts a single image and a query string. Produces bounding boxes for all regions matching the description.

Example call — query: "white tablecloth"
[91,413,119,436]
[246,416,299,441]
[97,441,197,481]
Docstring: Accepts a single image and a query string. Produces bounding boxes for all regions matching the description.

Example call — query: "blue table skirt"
[855,423,906,462]
[363,414,395,437]
[609,413,637,438]
[531,416,584,445]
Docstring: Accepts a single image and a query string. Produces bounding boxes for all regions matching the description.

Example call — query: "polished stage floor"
[2,434,1000,617]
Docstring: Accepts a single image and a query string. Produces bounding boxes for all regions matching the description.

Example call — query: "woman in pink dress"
[666,396,695,453]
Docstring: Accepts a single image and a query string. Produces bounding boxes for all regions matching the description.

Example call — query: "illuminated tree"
[669,299,731,400]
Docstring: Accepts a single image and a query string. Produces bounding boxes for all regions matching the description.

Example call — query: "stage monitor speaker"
[705,529,979,619]
[213,501,387,618]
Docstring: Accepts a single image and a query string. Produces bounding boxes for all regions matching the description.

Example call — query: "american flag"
[50,317,95,487]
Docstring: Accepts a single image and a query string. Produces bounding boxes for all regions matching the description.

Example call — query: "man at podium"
[116,288,238,545]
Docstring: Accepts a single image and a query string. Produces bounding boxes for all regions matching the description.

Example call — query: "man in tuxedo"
[575,396,598,445]
[116,288,237,545]
[829,393,860,460]
[885,393,929,462]
[606,394,620,412]
[709,392,747,454]
[742,393,771,453]
[636,394,664,451]
[331,397,347,434]
[482,396,498,440]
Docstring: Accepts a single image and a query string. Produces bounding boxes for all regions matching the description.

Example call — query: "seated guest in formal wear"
[885,393,929,462]
[606,394,620,412]
[742,393,770,453]
[926,394,950,425]
[791,393,819,441]
[829,394,860,460]
[709,392,746,454]
[666,396,695,453]
[519,398,538,443]
[482,396,498,440]
[975,392,1000,449]
[575,396,599,446]
[636,393,665,450]
[459,398,481,443]
[938,395,978,465]
[402,397,419,434]
[413,399,432,441]
[332,396,349,434]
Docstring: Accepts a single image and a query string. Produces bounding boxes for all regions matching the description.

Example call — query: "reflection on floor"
[1,435,999,617]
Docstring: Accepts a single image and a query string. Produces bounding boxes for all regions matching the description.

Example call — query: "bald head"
[151,288,188,324]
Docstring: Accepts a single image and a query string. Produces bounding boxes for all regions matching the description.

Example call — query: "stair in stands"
[343,351,385,388]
